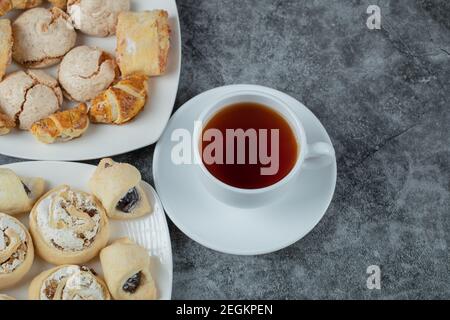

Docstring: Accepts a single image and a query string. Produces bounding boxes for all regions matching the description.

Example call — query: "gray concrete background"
[1,0,449,299]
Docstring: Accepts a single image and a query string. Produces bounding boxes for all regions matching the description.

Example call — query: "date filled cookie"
[58,46,118,102]
[12,7,76,68]
[0,70,63,130]
[67,0,130,37]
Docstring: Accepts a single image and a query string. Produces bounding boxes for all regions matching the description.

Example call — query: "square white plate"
[0,0,181,160]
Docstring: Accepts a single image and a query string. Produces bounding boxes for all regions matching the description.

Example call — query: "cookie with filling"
[67,0,130,37]
[89,158,151,220]
[30,185,109,265]
[0,168,46,215]
[29,265,110,300]
[58,46,118,102]
[0,70,63,130]
[100,238,157,300]
[0,212,34,290]
[12,7,76,68]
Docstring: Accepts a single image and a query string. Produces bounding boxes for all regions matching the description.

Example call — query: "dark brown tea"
[201,102,299,189]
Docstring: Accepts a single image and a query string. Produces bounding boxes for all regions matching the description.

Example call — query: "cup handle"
[303,142,335,170]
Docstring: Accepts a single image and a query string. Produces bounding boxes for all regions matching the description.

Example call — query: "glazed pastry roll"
[100,238,157,300]
[0,294,15,300]
[30,185,109,265]
[0,213,34,290]
[0,168,46,215]
[89,158,151,220]
[29,265,110,300]
[89,74,149,125]
[0,113,15,135]
[30,103,90,144]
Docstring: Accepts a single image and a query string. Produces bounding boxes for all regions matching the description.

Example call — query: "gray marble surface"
[1,0,449,299]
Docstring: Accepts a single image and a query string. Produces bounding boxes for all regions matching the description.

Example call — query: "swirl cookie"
[0,168,46,215]
[0,70,63,130]
[12,7,76,68]
[67,0,130,37]
[58,46,118,102]
[0,213,34,290]
[29,265,110,300]
[30,185,109,265]
[0,19,12,81]
[100,238,157,300]
[89,158,151,220]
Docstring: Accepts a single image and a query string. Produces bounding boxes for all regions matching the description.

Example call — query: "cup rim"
[193,89,307,194]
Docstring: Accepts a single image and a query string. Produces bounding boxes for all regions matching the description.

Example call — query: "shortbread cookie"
[0,70,63,130]
[12,7,76,68]
[0,212,34,290]
[89,158,151,220]
[116,10,171,77]
[29,265,110,300]
[100,238,157,300]
[0,168,46,215]
[58,46,118,102]
[0,19,12,81]
[67,0,130,37]
[30,185,109,265]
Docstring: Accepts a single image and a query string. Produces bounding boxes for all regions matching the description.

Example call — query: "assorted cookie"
[89,73,148,125]
[0,168,45,215]
[29,265,110,300]
[58,46,118,102]
[116,10,171,77]
[12,7,76,68]
[0,112,15,135]
[30,103,89,144]
[0,18,12,81]
[29,185,110,265]
[0,158,158,299]
[100,238,157,300]
[67,0,130,37]
[0,1,171,144]
[89,158,152,220]
[0,212,34,290]
[0,70,63,130]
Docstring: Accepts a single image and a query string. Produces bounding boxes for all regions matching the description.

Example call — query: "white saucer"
[153,85,337,255]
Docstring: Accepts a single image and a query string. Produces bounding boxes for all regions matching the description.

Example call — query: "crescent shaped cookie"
[29,185,109,265]
[0,168,46,215]
[100,238,157,300]
[29,265,110,300]
[0,212,34,290]
[89,158,151,220]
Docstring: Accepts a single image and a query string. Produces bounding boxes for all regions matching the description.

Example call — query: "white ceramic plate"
[0,0,181,161]
[1,161,173,300]
[153,85,337,255]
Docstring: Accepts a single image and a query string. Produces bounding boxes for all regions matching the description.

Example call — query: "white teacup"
[193,89,335,208]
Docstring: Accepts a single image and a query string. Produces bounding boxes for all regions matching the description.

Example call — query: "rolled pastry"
[29,265,110,300]
[0,212,34,290]
[29,185,109,265]
[100,238,157,300]
[0,294,15,300]
[89,158,151,220]
[0,168,46,215]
